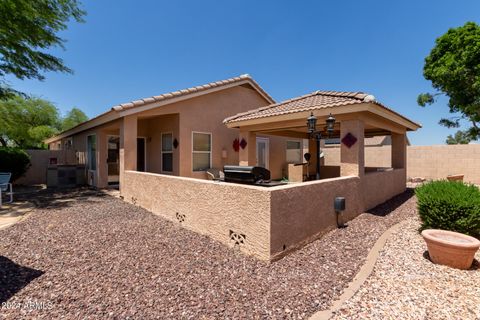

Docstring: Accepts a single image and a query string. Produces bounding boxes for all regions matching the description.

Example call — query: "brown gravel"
[331,217,480,320]
[0,188,415,319]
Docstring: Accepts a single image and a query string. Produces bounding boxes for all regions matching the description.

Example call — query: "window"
[161,133,173,172]
[64,137,73,150]
[192,132,211,171]
[286,140,302,163]
[87,135,97,170]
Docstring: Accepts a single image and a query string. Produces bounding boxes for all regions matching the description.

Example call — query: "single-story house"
[46,74,303,187]
[45,75,421,261]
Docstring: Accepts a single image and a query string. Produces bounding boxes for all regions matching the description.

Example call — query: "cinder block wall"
[324,144,480,184]
[407,145,480,184]
[15,150,78,185]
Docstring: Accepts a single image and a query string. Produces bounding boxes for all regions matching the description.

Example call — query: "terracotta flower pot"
[422,229,480,270]
[446,174,464,182]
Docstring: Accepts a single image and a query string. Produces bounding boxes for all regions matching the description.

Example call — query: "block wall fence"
[323,144,480,184]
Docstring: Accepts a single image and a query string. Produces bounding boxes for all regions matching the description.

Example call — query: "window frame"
[286,139,303,164]
[161,132,174,173]
[191,131,212,172]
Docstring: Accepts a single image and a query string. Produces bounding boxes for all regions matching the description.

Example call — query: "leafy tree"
[446,130,472,144]
[0,95,60,148]
[61,107,88,131]
[418,22,480,141]
[0,0,85,99]
[0,95,89,148]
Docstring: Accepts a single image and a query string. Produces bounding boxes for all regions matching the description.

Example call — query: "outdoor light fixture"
[326,113,336,134]
[307,112,317,134]
[307,112,336,180]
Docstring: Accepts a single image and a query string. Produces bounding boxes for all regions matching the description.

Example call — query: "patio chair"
[0,172,13,207]
[206,168,225,181]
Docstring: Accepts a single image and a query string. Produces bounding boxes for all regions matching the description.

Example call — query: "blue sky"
[5,0,480,145]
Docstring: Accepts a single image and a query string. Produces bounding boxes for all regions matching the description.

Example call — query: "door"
[161,133,173,173]
[256,137,269,169]
[137,137,146,172]
[107,135,119,184]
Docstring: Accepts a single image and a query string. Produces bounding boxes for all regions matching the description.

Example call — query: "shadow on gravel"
[0,256,44,303]
[366,188,415,217]
[15,187,108,210]
[423,251,479,270]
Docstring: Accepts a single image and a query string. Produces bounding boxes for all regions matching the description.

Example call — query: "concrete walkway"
[0,201,35,230]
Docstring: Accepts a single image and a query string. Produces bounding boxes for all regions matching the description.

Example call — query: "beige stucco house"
[46,74,304,187]
[46,75,421,261]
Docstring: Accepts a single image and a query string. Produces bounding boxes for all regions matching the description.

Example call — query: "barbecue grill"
[223,165,271,185]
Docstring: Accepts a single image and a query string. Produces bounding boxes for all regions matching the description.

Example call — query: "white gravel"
[332,217,480,320]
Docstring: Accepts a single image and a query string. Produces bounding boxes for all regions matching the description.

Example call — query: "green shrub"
[416,180,480,238]
[0,147,31,182]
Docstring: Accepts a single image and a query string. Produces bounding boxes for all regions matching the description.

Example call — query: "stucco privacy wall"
[363,169,406,211]
[122,170,405,260]
[15,150,77,185]
[269,176,362,259]
[324,144,480,184]
[122,170,272,260]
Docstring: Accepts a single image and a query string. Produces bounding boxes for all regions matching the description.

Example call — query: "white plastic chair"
[0,172,13,207]
[206,168,225,181]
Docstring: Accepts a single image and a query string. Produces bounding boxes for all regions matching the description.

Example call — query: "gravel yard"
[1,188,415,319]
[332,217,480,320]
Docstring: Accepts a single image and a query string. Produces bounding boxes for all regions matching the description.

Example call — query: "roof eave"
[44,75,274,144]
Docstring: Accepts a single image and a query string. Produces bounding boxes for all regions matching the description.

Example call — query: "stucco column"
[120,115,137,193]
[391,132,407,169]
[340,119,365,177]
[96,130,108,188]
[239,131,256,166]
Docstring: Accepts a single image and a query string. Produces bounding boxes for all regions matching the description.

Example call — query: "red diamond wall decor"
[341,132,357,148]
[233,138,240,152]
[239,138,248,149]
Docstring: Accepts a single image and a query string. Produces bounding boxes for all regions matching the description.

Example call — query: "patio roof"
[224,90,421,133]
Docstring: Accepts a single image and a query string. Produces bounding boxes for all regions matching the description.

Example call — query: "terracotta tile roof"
[223,90,421,129]
[223,91,376,124]
[111,74,274,111]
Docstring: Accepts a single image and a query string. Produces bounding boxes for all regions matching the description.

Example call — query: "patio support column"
[120,115,137,193]
[391,132,407,169]
[340,119,365,177]
[307,138,323,177]
[96,130,108,188]
[239,131,256,166]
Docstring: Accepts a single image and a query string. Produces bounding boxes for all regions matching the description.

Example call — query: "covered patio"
[224,91,421,183]
[120,91,420,261]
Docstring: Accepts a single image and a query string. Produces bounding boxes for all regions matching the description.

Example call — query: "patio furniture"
[206,168,225,181]
[0,172,13,207]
